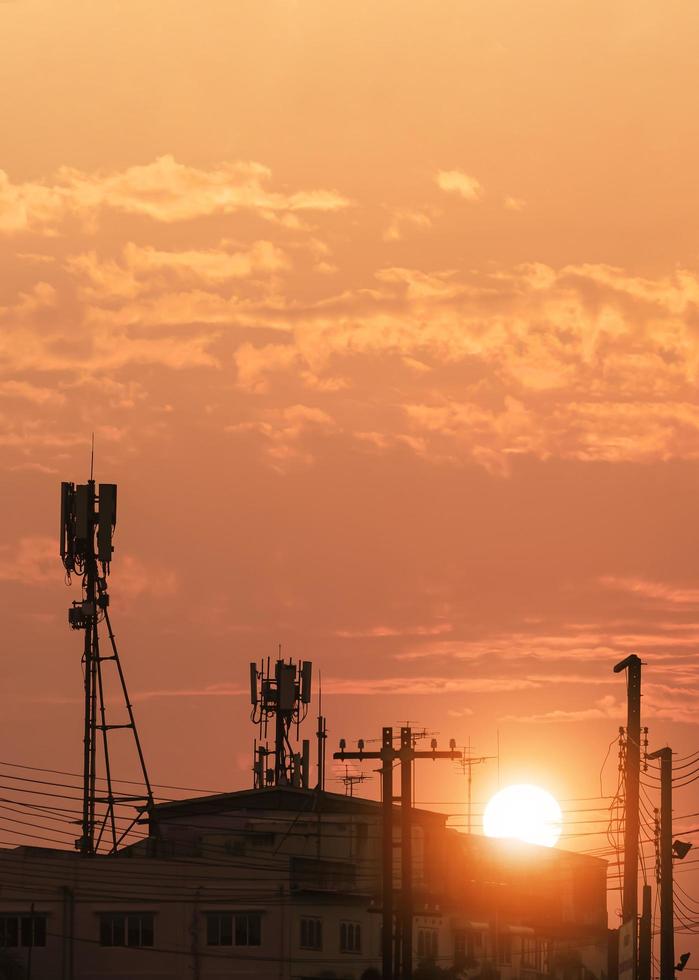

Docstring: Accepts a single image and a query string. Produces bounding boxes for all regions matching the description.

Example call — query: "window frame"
[299,916,323,951]
[417,927,438,962]
[98,911,155,948]
[497,933,512,966]
[0,913,47,949]
[339,920,362,953]
[204,910,262,947]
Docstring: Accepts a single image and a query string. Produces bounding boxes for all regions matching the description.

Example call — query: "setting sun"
[483,784,562,847]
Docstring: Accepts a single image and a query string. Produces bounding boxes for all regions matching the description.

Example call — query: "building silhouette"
[0,784,608,979]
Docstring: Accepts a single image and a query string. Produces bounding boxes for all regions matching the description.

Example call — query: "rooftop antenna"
[338,765,366,797]
[249,653,313,788]
[455,737,496,834]
[60,474,153,856]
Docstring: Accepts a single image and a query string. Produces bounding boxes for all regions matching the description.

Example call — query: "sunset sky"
[2,0,699,908]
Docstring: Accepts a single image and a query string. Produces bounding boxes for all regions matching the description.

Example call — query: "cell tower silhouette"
[249,655,313,788]
[60,474,153,855]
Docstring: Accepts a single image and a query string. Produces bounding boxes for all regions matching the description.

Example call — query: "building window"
[340,921,361,953]
[522,937,547,972]
[0,914,47,948]
[497,934,512,966]
[205,912,261,947]
[455,929,482,960]
[300,917,322,950]
[522,937,537,969]
[99,912,154,948]
[417,928,438,961]
[235,912,261,947]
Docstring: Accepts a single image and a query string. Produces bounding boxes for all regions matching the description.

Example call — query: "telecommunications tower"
[250,656,313,788]
[60,474,153,855]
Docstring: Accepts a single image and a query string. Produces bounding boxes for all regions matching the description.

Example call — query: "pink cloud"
[502,695,626,724]
[0,156,350,234]
[435,170,483,201]
[600,576,699,605]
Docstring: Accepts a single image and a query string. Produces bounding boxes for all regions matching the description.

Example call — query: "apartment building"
[0,786,608,980]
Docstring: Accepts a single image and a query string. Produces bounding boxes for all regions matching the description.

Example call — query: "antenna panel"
[249,663,258,705]
[75,484,91,544]
[278,663,296,711]
[300,661,313,704]
[301,739,310,788]
[97,484,117,563]
[99,484,117,527]
[60,482,74,560]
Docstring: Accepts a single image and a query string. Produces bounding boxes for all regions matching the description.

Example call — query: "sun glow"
[483,784,562,847]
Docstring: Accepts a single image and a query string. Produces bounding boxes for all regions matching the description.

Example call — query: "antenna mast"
[456,738,495,834]
[60,475,153,856]
[250,656,313,788]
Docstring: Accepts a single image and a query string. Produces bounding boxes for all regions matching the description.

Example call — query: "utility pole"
[638,884,652,980]
[399,728,413,980]
[334,728,395,979]
[614,655,642,935]
[334,727,460,980]
[381,727,396,980]
[648,748,674,980]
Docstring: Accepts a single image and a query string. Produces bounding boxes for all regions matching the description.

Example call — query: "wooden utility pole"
[334,727,395,980]
[638,884,652,980]
[614,655,642,929]
[334,727,460,980]
[648,747,674,980]
[399,728,413,980]
[381,728,395,980]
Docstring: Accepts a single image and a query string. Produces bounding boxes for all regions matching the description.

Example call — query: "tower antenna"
[60,474,153,855]
[249,653,313,788]
[89,433,95,482]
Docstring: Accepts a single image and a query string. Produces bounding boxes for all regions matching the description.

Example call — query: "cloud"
[124,675,537,700]
[113,555,178,599]
[383,208,433,242]
[234,342,300,392]
[504,196,526,211]
[227,404,338,467]
[435,170,483,201]
[10,201,699,475]
[216,260,699,469]
[502,695,626,724]
[323,675,541,695]
[600,576,699,605]
[67,240,291,300]
[132,682,246,702]
[334,623,452,639]
[0,156,350,234]
[394,627,676,664]
[0,380,65,406]
[0,536,56,585]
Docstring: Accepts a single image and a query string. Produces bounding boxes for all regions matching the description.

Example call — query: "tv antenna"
[455,737,496,834]
[60,475,153,855]
[337,765,367,797]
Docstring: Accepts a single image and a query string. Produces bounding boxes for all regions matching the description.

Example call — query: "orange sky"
[2,0,699,910]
